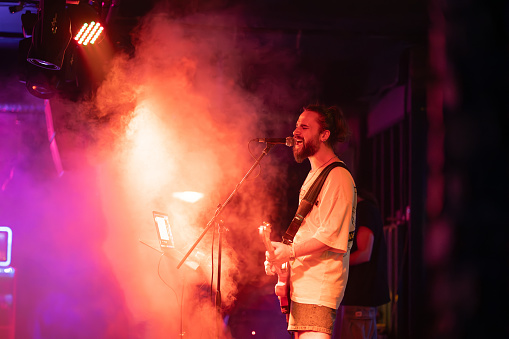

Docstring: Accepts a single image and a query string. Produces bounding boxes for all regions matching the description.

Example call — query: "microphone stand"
[177,143,277,338]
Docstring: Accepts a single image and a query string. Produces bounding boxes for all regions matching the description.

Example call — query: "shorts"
[287,301,336,335]
[337,305,378,339]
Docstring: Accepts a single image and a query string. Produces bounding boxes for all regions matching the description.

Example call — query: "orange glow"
[6,8,296,338]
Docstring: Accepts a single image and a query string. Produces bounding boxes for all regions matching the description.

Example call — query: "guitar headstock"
[258,221,274,254]
[259,221,271,235]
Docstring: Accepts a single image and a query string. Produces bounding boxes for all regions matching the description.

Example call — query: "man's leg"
[294,331,331,339]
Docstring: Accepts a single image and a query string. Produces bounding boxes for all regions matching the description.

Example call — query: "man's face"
[292,110,322,163]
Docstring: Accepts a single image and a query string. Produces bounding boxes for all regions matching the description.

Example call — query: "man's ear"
[321,130,330,142]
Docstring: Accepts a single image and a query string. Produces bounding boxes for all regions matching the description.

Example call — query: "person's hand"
[267,241,291,265]
[264,255,277,276]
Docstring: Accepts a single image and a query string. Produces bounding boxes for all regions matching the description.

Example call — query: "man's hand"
[264,257,277,276]
[267,241,291,265]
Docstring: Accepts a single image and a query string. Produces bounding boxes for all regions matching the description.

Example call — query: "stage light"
[18,37,58,99]
[172,191,205,203]
[74,21,104,45]
[68,1,105,47]
[27,0,72,70]
[19,0,109,99]
[26,80,56,99]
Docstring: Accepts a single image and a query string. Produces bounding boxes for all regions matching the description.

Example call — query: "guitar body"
[274,263,289,313]
[259,222,290,314]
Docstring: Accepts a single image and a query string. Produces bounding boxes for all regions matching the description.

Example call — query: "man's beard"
[293,136,320,163]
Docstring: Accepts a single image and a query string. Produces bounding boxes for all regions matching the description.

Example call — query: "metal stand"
[177,143,276,338]
[215,219,224,337]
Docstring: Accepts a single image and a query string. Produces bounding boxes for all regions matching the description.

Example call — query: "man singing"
[266,104,357,339]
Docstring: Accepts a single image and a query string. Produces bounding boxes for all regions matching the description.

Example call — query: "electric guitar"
[259,222,290,315]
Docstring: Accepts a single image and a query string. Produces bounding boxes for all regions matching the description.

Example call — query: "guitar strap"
[282,161,350,245]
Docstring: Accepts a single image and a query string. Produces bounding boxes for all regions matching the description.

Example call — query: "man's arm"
[268,238,334,264]
[349,226,374,265]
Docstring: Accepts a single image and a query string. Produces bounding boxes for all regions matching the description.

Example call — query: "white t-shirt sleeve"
[310,168,356,252]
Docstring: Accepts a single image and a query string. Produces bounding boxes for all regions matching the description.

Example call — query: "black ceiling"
[0,0,428,108]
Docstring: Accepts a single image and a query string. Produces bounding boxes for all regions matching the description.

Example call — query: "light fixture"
[27,0,72,70]
[74,21,104,45]
[26,79,56,99]
[18,37,58,99]
[20,0,109,99]
[68,1,105,46]
[172,191,205,203]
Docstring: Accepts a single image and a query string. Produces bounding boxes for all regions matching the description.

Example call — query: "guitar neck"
[259,223,275,255]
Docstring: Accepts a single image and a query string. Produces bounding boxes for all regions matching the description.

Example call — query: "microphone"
[252,137,295,147]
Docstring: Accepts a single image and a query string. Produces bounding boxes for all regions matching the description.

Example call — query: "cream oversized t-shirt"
[289,163,356,309]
